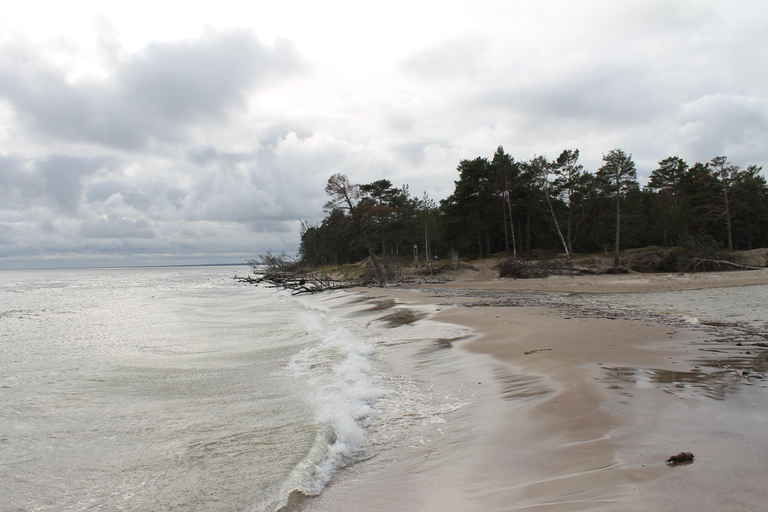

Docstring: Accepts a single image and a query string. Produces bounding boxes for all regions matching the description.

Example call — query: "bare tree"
[531,155,571,262]
[552,149,583,258]
[324,173,385,280]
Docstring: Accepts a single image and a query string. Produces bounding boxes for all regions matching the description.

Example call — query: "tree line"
[299,147,768,269]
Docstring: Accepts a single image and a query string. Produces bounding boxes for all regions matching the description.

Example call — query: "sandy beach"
[301,268,768,511]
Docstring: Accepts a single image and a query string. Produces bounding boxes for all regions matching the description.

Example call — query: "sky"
[1,0,767,269]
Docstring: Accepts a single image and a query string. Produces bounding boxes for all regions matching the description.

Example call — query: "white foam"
[257,293,481,511]
[280,312,386,498]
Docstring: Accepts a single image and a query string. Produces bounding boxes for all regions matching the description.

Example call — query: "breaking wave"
[256,311,385,511]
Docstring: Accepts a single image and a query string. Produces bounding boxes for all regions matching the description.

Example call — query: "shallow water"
[582,284,768,334]
[0,267,484,511]
[1,267,325,510]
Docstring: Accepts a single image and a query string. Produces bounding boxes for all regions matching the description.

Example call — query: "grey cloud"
[0,31,306,149]
[165,187,187,210]
[1,154,116,216]
[478,62,670,127]
[85,180,188,213]
[185,172,283,223]
[0,223,15,244]
[39,219,58,234]
[187,145,256,166]
[119,32,301,122]
[246,220,295,234]
[0,52,148,148]
[37,156,117,215]
[184,138,330,224]
[0,155,42,210]
[80,217,157,239]
[678,94,768,160]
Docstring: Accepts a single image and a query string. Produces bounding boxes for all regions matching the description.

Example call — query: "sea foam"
[258,309,386,511]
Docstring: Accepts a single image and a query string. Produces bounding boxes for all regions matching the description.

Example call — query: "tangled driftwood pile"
[235,253,356,295]
[235,269,353,295]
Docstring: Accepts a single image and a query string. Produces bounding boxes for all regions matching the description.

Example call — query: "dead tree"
[236,253,355,295]
[324,174,387,282]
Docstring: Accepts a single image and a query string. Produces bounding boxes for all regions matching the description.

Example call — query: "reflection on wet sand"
[339,296,426,327]
[347,298,397,315]
[379,309,427,328]
[601,345,768,401]
[416,335,471,356]
[601,366,733,400]
[493,367,552,401]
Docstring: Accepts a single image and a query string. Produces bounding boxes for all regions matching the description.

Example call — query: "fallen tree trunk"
[692,258,766,272]
[235,252,361,294]
[235,270,355,295]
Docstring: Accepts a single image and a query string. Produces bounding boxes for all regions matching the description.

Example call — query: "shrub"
[666,235,725,272]
[496,259,550,279]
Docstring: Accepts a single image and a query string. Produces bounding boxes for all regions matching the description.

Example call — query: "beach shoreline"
[300,270,768,511]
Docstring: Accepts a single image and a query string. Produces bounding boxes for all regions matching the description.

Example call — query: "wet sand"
[301,270,768,511]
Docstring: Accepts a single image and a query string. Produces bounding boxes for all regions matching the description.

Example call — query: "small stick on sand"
[524,348,553,355]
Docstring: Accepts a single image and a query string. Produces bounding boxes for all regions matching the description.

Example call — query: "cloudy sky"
[1,1,766,269]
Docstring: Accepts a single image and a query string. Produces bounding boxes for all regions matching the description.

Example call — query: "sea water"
[0,267,475,511]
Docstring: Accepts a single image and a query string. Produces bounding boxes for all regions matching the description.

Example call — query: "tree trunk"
[724,191,734,250]
[504,174,517,259]
[525,186,532,260]
[424,223,433,274]
[613,179,621,267]
[543,182,571,261]
[343,192,385,279]
[566,198,574,258]
[502,199,510,256]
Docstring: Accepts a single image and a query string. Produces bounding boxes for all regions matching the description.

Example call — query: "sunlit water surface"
[0,267,474,511]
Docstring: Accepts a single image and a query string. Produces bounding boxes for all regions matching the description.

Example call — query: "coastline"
[298,270,768,511]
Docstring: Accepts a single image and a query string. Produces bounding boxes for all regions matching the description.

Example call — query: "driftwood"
[236,269,354,295]
[236,253,357,295]
[665,452,695,464]
[497,259,640,279]
[524,348,553,355]
[692,258,766,272]
[534,265,600,275]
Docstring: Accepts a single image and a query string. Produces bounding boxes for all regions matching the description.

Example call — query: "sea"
[0,266,478,511]
[2,266,767,511]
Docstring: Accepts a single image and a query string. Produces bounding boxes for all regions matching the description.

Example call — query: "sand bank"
[301,272,768,511]
[433,264,768,294]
